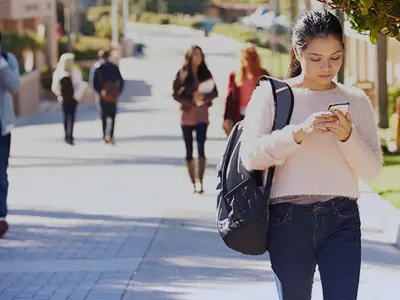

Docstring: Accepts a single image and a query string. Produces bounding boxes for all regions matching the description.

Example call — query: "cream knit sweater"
[240,81,383,199]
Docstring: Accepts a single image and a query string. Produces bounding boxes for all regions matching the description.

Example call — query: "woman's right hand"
[223,119,234,130]
[292,112,338,144]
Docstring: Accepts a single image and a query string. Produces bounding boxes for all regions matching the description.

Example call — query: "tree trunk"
[111,0,119,46]
[376,35,389,128]
[291,0,298,22]
[64,5,72,52]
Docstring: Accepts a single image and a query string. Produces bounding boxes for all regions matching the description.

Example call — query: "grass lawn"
[212,23,290,78]
[369,154,400,209]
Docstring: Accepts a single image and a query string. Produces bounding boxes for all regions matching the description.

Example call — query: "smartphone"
[328,102,350,115]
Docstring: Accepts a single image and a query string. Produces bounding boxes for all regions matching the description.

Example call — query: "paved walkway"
[0,24,399,300]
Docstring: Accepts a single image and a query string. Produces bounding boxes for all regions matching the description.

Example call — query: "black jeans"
[181,123,208,160]
[62,102,77,140]
[100,100,117,139]
[0,131,11,218]
[268,197,361,300]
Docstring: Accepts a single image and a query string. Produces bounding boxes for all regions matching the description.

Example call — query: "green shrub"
[2,31,44,75]
[160,17,170,25]
[213,23,259,44]
[389,84,400,115]
[58,35,111,61]
[87,5,111,22]
[40,66,53,90]
[80,12,95,36]
[75,65,90,82]
[93,14,124,39]
[135,11,205,27]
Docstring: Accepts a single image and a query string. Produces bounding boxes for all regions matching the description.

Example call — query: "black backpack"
[1,50,8,61]
[216,76,294,255]
[59,76,75,103]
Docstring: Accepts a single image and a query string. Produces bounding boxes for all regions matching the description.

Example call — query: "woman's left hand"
[323,110,353,142]
[193,91,204,104]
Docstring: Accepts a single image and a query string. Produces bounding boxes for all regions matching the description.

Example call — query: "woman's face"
[191,48,203,67]
[296,36,343,86]
[241,52,249,68]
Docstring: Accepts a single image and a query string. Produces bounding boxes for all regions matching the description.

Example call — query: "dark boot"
[186,159,196,193]
[198,157,206,194]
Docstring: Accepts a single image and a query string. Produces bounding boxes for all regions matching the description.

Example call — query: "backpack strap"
[1,50,8,61]
[252,76,294,197]
[220,121,242,195]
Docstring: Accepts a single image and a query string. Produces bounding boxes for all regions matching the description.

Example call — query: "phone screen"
[328,102,350,115]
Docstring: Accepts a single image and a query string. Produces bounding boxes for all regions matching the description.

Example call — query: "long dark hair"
[287,9,345,79]
[181,45,212,85]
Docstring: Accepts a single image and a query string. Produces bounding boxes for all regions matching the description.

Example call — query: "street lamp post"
[122,0,130,39]
[111,0,119,46]
[64,4,72,52]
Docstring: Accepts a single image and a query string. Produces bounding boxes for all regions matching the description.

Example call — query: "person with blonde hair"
[52,53,86,145]
[223,43,269,135]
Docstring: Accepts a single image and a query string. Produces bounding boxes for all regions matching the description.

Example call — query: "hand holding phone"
[325,101,353,142]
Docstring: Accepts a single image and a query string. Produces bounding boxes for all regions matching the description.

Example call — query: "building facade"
[0,0,58,116]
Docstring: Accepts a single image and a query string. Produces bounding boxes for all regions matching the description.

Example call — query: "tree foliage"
[319,0,400,44]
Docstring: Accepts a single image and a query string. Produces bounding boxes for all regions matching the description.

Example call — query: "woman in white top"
[51,53,86,145]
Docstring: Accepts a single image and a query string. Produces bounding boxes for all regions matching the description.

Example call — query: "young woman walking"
[223,43,269,135]
[173,45,218,193]
[240,10,382,300]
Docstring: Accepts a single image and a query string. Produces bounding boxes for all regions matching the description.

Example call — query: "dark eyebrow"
[308,50,343,56]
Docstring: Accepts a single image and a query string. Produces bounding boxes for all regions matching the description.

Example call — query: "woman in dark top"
[172,45,218,193]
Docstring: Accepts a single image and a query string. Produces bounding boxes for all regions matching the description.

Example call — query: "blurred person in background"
[173,45,218,194]
[93,50,124,145]
[223,43,269,136]
[89,49,107,115]
[52,53,86,145]
[0,31,21,238]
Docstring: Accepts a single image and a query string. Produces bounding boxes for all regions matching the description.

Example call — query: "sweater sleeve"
[336,91,383,181]
[172,71,195,108]
[240,81,301,170]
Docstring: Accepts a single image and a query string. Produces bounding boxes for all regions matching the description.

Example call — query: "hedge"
[58,35,111,61]
[2,31,44,74]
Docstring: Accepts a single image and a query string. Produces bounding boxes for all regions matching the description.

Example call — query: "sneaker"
[105,137,115,145]
[0,220,9,238]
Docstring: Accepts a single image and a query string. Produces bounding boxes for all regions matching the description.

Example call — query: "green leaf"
[360,0,373,9]
[381,27,390,35]
[360,7,369,15]
[376,16,388,31]
[370,28,378,44]
[377,2,390,13]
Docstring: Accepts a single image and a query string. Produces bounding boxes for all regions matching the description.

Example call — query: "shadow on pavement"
[9,154,219,170]
[15,80,153,128]
[119,80,153,102]
[4,208,400,298]
[3,209,273,299]
[70,134,226,143]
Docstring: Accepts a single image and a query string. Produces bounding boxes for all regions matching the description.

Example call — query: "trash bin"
[134,43,145,56]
